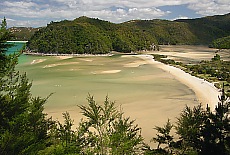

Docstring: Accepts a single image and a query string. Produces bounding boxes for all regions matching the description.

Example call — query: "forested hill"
[176,13,230,44]
[26,13,230,54]
[9,27,40,41]
[27,16,158,54]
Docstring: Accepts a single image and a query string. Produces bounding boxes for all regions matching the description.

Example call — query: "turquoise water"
[6,42,28,63]
[6,42,25,54]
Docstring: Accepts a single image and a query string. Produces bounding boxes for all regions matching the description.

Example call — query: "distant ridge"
[12,13,230,54]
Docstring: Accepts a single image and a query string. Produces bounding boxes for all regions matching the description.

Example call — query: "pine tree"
[0,17,53,155]
[78,94,144,154]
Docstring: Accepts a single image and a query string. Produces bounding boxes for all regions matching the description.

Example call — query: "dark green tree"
[0,18,53,155]
[151,119,174,154]
[78,95,144,154]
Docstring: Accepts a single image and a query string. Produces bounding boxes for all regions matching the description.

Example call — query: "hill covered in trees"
[9,27,39,41]
[25,13,230,54]
[176,13,230,44]
[211,35,230,49]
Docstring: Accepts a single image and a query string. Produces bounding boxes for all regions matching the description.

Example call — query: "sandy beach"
[136,54,220,111]
[21,50,222,148]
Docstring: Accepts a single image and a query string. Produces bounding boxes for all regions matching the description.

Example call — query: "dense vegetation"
[122,19,197,45]
[176,13,230,44]
[9,27,40,41]
[27,17,158,54]
[26,13,230,54]
[211,36,230,49]
[152,54,230,96]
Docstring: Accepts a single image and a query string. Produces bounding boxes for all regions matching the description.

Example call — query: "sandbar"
[101,70,121,74]
[43,62,79,68]
[31,59,46,64]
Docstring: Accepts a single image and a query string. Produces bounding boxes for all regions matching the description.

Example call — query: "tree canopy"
[26,13,230,54]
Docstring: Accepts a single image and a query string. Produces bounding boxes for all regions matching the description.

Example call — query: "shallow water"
[14,46,199,147]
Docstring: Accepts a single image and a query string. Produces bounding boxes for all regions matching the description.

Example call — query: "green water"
[6,42,28,63]
[14,49,198,147]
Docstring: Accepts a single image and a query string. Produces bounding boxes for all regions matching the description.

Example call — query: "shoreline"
[27,52,221,110]
[23,51,114,57]
[135,54,220,111]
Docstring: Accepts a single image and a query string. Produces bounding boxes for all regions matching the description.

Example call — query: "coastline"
[26,51,221,110]
[23,51,113,57]
[7,41,28,43]
[136,55,220,111]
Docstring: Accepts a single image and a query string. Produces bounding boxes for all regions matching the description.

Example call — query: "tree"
[148,83,229,155]
[212,54,221,61]
[151,119,174,154]
[0,17,53,155]
[78,94,144,154]
[201,85,230,155]
[175,104,205,153]
[1,17,7,30]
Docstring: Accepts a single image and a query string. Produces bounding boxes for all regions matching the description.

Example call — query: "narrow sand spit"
[56,56,73,60]
[136,55,221,111]
[31,59,46,64]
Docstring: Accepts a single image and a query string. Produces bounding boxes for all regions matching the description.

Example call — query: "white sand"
[101,70,121,74]
[31,59,46,64]
[56,56,73,60]
[43,62,79,68]
[136,55,220,111]
[79,58,93,62]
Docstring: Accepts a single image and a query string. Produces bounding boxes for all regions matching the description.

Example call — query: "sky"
[0,0,229,28]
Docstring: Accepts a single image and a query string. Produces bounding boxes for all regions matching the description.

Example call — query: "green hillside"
[9,27,39,41]
[211,35,230,49]
[27,17,158,54]
[26,13,230,54]
[122,19,197,45]
[176,13,230,44]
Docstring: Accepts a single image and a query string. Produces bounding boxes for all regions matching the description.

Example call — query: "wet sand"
[18,46,222,148]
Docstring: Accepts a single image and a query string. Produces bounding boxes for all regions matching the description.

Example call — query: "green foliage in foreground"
[0,18,54,155]
[37,96,144,155]
[147,88,230,155]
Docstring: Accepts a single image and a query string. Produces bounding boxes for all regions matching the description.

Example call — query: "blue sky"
[0,0,229,27]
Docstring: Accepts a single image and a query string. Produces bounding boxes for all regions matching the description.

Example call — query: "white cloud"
[172,16,189,21]
[0,0,229,27]
[188,0,230,16]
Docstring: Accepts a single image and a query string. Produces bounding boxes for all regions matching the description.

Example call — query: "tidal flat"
[16,45,222,146]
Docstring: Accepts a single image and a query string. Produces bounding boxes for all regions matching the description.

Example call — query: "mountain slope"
[176,13,230,44]
[26,13,230,54]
